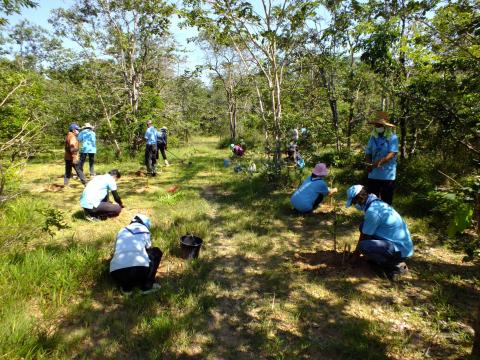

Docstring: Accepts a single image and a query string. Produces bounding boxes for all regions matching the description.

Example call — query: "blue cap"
[69,123,80,131]
[346,185,363,207]
[132,214,151,230]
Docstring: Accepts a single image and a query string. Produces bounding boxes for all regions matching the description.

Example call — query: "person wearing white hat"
[365,111,398,205]
[346,184,413,280]
[290,163,338,213]
[78,122,96,177]
[156,126,169,166]
[110,214,163,293]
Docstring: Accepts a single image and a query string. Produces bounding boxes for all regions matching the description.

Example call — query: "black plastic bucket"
[180,235,203,259]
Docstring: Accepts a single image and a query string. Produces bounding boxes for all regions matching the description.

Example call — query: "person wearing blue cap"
[144,120,158,176]
[346,184,413,280]
[110,214,163,293]
[64,123,87,186]
[365,111,398,205]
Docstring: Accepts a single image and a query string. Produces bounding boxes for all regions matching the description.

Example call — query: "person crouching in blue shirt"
[346,184,413,280]
[291,163,338,213]
[365,111,398,205]
[110,214,163,293]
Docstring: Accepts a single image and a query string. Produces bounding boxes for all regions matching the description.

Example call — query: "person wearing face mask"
[365,112,398,205]
[346,185,413,280]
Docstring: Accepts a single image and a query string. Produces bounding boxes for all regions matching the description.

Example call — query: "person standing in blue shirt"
[156,126,169,166]
[291,163,338,213]
[346,184,413,280]
[365,112,398,205]
[144,120,158,176]
[78,122,97,177]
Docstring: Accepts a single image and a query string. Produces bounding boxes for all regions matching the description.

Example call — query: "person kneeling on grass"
[80,169,124,220]
[110,214,163,294]
[345,185,413,280]
[290,163,338,213]
[230,143,244,157]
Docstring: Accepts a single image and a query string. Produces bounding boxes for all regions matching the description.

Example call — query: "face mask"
[375,127,385,134]
[354,203,364,211]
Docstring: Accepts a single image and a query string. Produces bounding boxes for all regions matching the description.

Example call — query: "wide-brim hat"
[368,111,395,127]
[312,163,328,177]
[83,122,94,129]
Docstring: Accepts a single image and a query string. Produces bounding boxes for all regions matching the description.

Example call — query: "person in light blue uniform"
[346,184,413,280]
[80,169,124,220]
[365,112,398,205]
[291,163,337,213]
[144,120,158,176]
[110,214,163,293]
[78,122,97,177]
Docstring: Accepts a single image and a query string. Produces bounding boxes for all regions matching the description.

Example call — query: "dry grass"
[0,137,477,359]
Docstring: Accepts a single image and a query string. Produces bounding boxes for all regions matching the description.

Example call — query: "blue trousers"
[358,239,403,267]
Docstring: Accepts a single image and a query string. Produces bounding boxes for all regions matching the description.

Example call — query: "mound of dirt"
[44,184,65,192]
[166,185,180,193]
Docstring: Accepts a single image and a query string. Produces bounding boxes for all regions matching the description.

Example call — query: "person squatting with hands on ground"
[290,163,338,213]
[110,214,163,294]
[346,184,413,280]
[80,169,124,221]
[365,111,398,205]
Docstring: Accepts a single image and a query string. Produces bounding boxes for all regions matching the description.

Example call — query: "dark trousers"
[65,159,86,185]
[157,143,167,160]
[84,196,121,218]
[358,239,404,269]
[79,153,95,175]
[367,179,395,205]
[110,247,163,291]
[145,144,157,174]
[312,193,324,211]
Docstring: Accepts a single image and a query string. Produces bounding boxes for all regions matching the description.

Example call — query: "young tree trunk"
[473,304,480,356]
[408,119,417,157]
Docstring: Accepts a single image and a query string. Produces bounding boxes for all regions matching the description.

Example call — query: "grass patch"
[0,137,477,359]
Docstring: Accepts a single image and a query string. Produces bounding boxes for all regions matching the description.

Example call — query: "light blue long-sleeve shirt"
[77,129,96,154]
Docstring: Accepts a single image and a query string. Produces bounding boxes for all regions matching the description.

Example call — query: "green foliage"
[38,208,70,238]
[0,197,47,249]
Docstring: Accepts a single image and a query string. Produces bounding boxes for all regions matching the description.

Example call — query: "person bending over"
[346,185,413,280]
[80,169,124,220]
[291,163,337,213]
[110,214,163,293]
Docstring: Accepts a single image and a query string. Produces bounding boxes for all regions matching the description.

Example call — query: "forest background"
[0,0,479,358]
